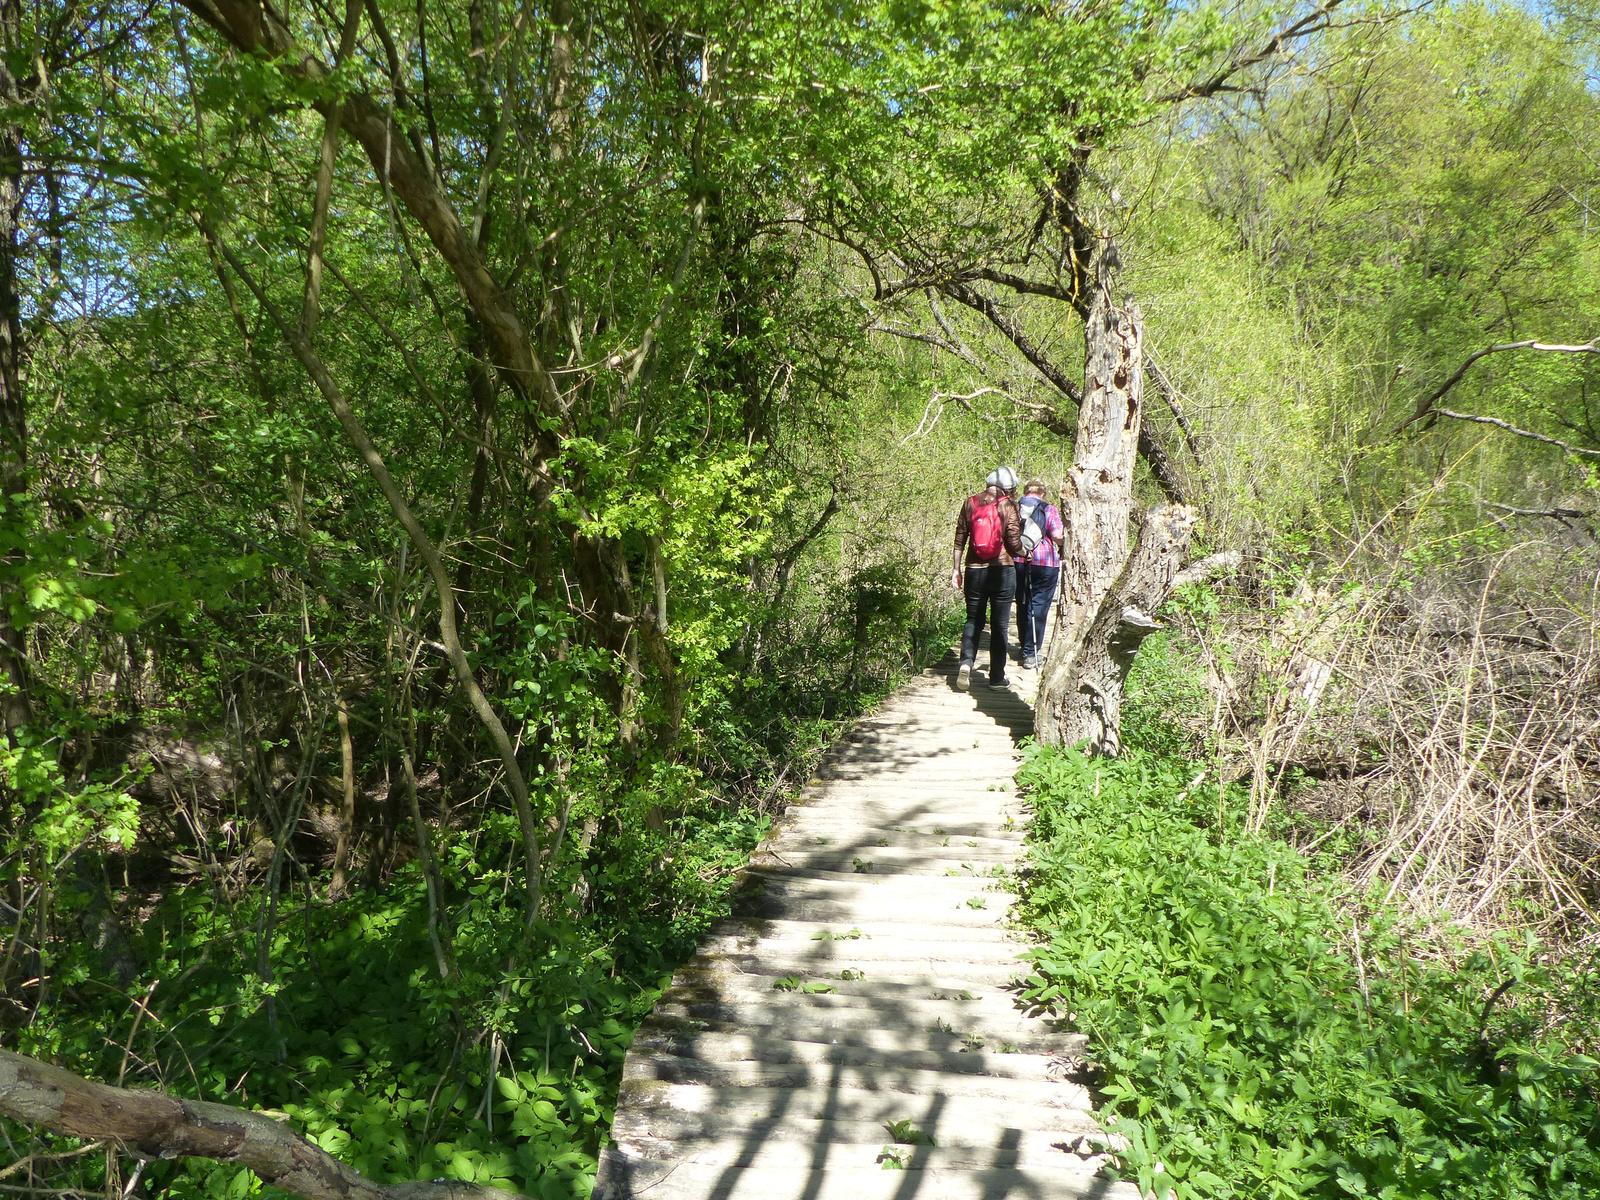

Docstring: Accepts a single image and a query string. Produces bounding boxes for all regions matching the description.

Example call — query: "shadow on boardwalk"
[593,639,1137,1200]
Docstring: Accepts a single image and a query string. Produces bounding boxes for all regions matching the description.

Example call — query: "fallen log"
[0,1050,524,1200]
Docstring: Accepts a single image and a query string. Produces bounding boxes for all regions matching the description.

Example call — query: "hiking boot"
[988,677,1010,690]
[1022,655,1038,670]
[956,662,972,691]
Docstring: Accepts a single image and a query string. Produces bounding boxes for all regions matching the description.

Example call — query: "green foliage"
[7,0,1597,1197]
[1016,743,1600,1199]
[1115,0,1600,546]
[882,1119,934,1145]
[8,765,775,1197]
[0,740,139,868]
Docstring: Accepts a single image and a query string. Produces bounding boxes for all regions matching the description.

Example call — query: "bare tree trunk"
[1035,268,1195,752]
[1051,504,1196,753]
[330,694,357,899]
[1035,276,1144,744]
[0,1050,521,1200]
[0,0,32,737]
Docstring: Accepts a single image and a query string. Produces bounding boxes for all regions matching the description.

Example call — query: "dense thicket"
[2,0,1597,1195]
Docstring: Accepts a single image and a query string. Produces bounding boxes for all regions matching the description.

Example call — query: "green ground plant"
[1015,654,1600,1199]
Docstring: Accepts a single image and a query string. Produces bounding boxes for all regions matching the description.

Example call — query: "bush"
[1015,744,1600,1199]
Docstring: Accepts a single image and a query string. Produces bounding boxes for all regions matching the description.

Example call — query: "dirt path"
[594,648,1138,1199]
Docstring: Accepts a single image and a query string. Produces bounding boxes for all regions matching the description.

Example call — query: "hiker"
[951,466,1024,691]
[1015,479,1065,670]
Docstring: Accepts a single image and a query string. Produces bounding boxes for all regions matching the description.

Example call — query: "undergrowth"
[2,601,965,1199]
[1015,697,1600,1197]
[9,790,771,1200]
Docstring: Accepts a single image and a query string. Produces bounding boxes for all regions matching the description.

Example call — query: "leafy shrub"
[1016,745,1600,1199]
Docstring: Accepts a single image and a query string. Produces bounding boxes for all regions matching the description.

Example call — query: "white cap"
[985,466,1019,490]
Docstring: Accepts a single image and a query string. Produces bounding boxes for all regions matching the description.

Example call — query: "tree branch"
[938,280,1082,404]
[1144,349,1203,464]
[776,488,840,576]
[299,0,364,341]
[212,233,546,926]
[1158,0,1350,103]
[1432,408,1600,458]
[1169,549,1244,590]
[966,266,1083,314]
[611,194,709,398]
[1395,337,1599,432]
[176,0,562,422]
[925,290,983,367]
[0,1050,524,1200]
[939,280,1186,500]
[868,322,981,367]
[1482,501,1595,524]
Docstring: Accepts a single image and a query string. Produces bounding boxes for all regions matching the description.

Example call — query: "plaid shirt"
[1019,498,1065,567]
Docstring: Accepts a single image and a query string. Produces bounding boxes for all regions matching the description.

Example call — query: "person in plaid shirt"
[1015,480,1065,670]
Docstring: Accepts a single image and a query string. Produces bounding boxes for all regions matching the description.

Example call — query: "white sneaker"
[956,663,972,691]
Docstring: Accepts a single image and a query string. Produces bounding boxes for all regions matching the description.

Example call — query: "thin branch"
[1396,337,1599,431]
[938,281,1082,404]
[1482,502,1595,524]
[899,393,949,443]
[300,0,364,340]
[946,385,1054,418]
[868,323,977,365]
[610,194,708,399]
[766,486,841,612]
[966,266,1083,315]
[1431,409,1600,458]
[925,290,984,369]
[210,232,545,927]
[1144,349,1203,464]
[0,1142,108,1184]
[321,256,446,412]
[1158,0,1350,103]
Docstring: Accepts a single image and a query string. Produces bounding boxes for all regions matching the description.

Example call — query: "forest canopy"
[1,0,1598,1195]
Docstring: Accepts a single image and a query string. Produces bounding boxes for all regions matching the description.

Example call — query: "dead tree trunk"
[1035,269,1195,752]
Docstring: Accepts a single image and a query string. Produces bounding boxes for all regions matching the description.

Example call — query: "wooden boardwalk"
[594,649,1138,1200]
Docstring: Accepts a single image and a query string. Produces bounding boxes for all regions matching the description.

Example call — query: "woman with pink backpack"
[950,466,1024,691]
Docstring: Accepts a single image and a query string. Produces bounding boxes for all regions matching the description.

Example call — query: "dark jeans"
[960,563,1016,679]
[1016,563,1060,660]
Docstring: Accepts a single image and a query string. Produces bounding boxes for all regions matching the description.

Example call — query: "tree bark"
[0,0,32,736]
[1035,274,1195,752]
[1048,504,1196,753]
[0,1050,523,1200]
[330,693,357,899]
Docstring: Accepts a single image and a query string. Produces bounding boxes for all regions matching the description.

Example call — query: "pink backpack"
[969,494,1003,561]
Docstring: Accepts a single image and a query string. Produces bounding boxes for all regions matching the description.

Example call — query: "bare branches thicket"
[1174,534,1600,939]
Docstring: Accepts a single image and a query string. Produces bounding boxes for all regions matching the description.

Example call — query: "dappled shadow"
[929,635,1036,747]
[593,655,1138,1200]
